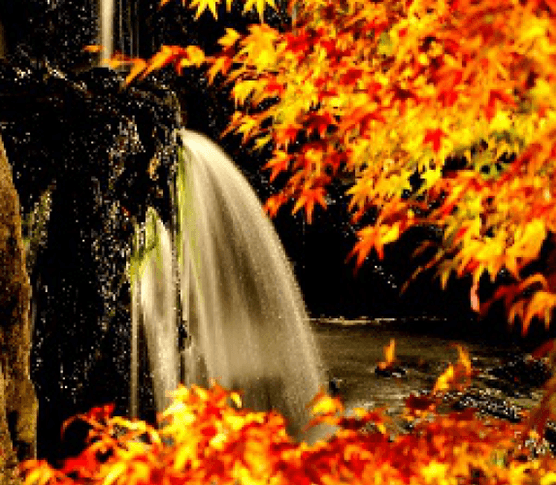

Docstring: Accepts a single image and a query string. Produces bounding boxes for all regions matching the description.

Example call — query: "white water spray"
[131,130,324,439]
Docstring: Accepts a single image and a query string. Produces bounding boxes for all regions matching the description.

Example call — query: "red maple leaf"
[423,128,446,153]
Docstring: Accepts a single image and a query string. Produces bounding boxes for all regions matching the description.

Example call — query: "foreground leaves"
[20,353,556,485]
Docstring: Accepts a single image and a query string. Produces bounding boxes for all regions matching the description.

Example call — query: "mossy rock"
[0,136,37,484]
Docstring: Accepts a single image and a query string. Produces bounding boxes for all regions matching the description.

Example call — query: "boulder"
[0,136,37,484]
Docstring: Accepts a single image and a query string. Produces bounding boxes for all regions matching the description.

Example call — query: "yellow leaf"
[24,466,55,485]
[185,45,205,66]
[242,0,276,20]
[421,462,449,483]
[253,134,272,151]
[218,28,241,49]
[232,79,260,106]
[125,58,148,85]
[508,219,546,260]
[523,291,556,333]
[377,338,396,370]
[439,268,451,290]
[421,166,442,190]
[173,444,195,471]
[380,223,400,245]
[310,393,343,416]
[103,462,127,485]
[433,364,455,394]
[230,391,243,408]
[236,115,259,142]
[207,56,232,84]
[540,471,556,485]
[189,0,219,19]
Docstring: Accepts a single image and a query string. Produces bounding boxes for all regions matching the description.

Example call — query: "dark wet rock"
[451,388,523,423]
[328,377,342,397]
[374,365,407,378]
[0,58,181,463]
[488,355,551,395]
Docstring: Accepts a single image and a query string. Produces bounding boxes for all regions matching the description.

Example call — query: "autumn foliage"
[111,0,556,330]
[19,381,556,485]
[20,345,556,485]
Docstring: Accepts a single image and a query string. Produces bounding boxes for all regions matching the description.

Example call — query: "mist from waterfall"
[131,130,324,439]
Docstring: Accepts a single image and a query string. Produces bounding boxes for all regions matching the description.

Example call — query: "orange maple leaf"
[292,185,327,223]
[263,151,290,182]
[377,338,396,370]
[263,193,287,218]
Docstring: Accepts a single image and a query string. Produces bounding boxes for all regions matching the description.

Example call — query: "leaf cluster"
[119,0,556,330]
[20,369,556,485]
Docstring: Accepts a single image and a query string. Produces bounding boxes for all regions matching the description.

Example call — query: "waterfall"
[131,130,324,439]
[130,208,179,416]
[99,0,115,61]
[99,0,140,64]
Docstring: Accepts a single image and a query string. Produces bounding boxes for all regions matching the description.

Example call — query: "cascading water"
[131,129,324,439]
[100,0,115,61]
[99,0,140,63]
[130,208,180,416]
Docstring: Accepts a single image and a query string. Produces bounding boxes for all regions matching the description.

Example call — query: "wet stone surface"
[0,58,182,463]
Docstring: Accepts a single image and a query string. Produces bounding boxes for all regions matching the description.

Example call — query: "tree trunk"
[0,136,37,484]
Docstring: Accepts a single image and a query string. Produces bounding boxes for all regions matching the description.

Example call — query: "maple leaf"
[207,56,233,84]
[486,89,517,122]
[377,338,396,370]
[522,291,556,334]
[420,165,443,190]
[292,185,327,223]
[349,223,401,265]
[263,151,290,182]
[242,0,277,21]
[137,45,186,81]
[176,45,206,74]
[124,58,148,85]
[84,45,104,53]
[423,128,447,153]
[307,111,335,138]
[218,28,241,49]
[309,390,344,416]
[232,79,260,106]
[237,24,280,71]
[189,0,219,18]
[236,114,260,142]
[274,124,301,149]
[263,193,287,218]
